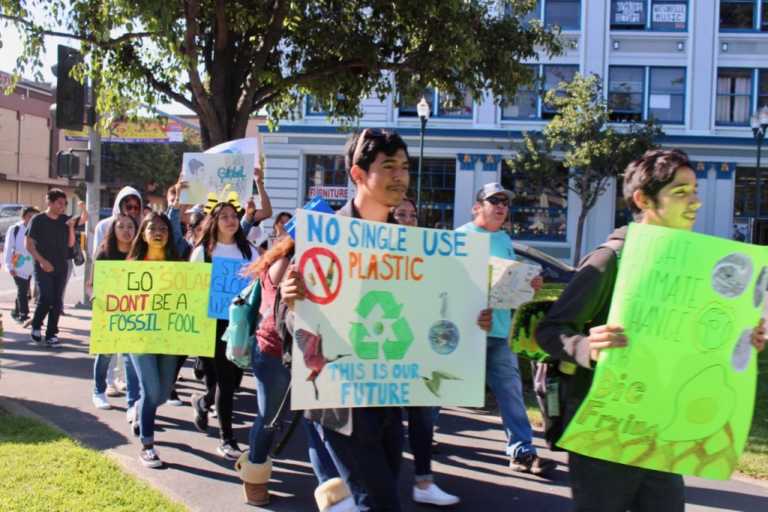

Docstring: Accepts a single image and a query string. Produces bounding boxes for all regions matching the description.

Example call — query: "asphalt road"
[0,301,767,511]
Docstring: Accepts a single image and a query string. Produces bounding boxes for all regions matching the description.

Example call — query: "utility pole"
[78,80,101,308]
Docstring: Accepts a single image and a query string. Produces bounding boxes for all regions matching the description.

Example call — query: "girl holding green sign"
[127,212,183,468]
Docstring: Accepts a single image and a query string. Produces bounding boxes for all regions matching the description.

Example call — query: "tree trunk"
[573,208,590,264]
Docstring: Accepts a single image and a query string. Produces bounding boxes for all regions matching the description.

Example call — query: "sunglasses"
[484,196,510,207]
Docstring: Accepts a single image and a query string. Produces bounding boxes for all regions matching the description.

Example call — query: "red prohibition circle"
[298,247,343,305]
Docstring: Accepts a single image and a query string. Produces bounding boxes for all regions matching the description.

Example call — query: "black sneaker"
[45,336,61,347]
[216,440,243,460]
[191,393,209,432]
[139,447,163,468]
[510,453,557,478]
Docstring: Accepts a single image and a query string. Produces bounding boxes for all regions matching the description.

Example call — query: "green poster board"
[91,261,217,356]
[559,223,763,480]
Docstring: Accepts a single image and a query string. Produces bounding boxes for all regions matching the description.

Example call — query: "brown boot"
[235,452,272,506]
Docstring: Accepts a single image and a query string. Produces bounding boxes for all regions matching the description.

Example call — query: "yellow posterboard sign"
[91,261,216,356]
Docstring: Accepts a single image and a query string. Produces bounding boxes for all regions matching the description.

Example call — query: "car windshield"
[0,206,22,217]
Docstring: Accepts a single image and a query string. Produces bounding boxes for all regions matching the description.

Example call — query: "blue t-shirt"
[456,222,516,339]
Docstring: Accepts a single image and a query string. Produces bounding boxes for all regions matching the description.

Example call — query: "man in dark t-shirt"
[26,188,82,346]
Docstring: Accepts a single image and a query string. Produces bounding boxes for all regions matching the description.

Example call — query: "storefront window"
[409,158,455,228]
[501,160,568,241]
[304,155,349,210]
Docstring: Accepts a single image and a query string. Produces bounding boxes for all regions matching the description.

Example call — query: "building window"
[611,1,687,30]
[501,160,568,242]
[760,70,768,110]
[720,0,763,30]
[611,0,646,29]
[398,87,434,117]
[513,0,581,30]
[398,87,472,119]
[501,64,578,120]
[305,95,330,116]
[608,66,686,124]
[545,0,581,30]
[648,67,685,123]
[542,65,579,118]
[734,167,768,220]
[501,65,539,119]
[716,69,753,125]
[408,158,455,228]
[608,66,645,122]
[650,1,688,30]
[437,87,474,118]
[304,155,349,210]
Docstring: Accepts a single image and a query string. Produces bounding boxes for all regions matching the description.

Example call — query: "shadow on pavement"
[6,398,129,451]
[686,484,768,510]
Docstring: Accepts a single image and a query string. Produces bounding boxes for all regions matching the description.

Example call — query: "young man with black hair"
[536,149,766,511]
[26,189,86,346]
[280,129,491,510]
[3,205,39,323]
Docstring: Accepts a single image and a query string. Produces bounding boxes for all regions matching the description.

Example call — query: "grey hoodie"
[92,186,143,256]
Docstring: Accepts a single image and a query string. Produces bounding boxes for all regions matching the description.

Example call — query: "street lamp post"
[750,106,768,242]
[416,97,430,214]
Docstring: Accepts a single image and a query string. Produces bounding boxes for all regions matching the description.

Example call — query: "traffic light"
[56,151,80,178]
[55,45,84,130]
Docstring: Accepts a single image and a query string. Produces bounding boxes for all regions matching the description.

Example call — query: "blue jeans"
[303,418,340,484]
[315,407,403,512]
[486,336,535,461]
[129,353,179,446]
[247,345,291,464]
[93,354,140,407]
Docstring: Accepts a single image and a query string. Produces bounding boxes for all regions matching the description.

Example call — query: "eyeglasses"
[484,196,510,207]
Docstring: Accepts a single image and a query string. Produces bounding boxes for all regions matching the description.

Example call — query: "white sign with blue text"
[179,152,254,204]
[292,210,490,410]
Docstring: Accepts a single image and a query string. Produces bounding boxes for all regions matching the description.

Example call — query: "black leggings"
[200,320,243,442]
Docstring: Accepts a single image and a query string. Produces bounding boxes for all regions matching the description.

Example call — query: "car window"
[0,207,21,217]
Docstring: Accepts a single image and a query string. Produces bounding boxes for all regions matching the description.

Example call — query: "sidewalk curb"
[733,473,768,490]
[0,396,193,512]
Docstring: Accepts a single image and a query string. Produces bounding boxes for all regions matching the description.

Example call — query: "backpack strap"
[13,224,20,239]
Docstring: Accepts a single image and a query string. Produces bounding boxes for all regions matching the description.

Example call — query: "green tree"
[1,0,561,148]
[507,73,662,262]
[101,132,201,195]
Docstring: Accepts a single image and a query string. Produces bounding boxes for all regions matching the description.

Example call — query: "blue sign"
[285,195,335,240]
[208,257,251,319]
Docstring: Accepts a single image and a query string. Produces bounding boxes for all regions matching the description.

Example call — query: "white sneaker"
[413,483,460,506]
[92,393,112,410]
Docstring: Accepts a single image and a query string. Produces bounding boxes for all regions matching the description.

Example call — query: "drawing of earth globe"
[428,320,460,355]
